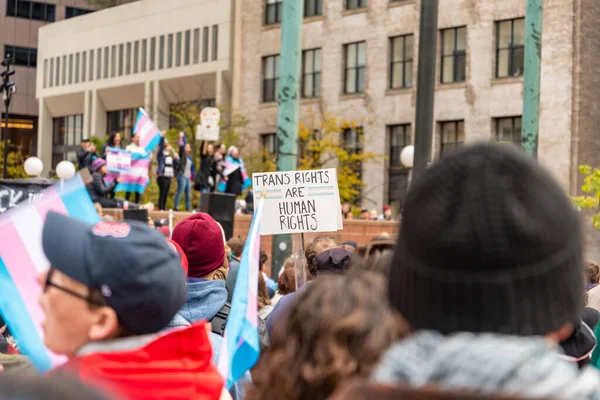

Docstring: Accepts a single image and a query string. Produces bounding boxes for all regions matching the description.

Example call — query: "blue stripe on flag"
[0,258,53,372]
[114,182,147,194]
[133,108,144,134]
[61,175,101,226]
[145,133,162,153]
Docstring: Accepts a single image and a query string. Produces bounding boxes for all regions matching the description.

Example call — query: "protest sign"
[106,147,131,173]
[196,107,221,141]
[252,168,343,235]
[0,179,53,213]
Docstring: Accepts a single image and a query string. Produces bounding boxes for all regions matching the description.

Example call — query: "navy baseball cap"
[42,211,186,335]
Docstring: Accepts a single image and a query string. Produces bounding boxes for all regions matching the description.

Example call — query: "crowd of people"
[76,131,252,212]
[3,143,600,400]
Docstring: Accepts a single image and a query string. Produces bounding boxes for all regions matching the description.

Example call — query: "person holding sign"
[217,146,251,196]
[101,132,123,160]
[124,133,149,204]
[194,141,215,194]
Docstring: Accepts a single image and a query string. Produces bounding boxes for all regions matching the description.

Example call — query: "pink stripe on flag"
[0,222,46,344]
[120,176,148,185]
[135,114,151,135]
[35,186,68,220]
[131,159,151,168]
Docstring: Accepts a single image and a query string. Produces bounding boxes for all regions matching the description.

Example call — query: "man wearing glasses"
[37,212,225,400]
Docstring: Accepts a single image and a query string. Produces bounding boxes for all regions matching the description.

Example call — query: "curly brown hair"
[247,272,407,400]
[227,235,246,258]
[305,236,338,278]
[587,261,600,285]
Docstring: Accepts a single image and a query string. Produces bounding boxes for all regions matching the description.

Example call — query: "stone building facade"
[232,0,600,212]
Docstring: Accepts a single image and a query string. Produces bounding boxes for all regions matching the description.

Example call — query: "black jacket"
[86,172,116,202]
[77,148,98,172]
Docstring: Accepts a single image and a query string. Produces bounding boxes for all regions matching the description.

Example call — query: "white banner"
[252,168,343,235]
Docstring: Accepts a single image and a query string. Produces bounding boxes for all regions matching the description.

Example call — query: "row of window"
[4,45,37,68]
[261,17,524,102]
[42,25,219,88]
[260,117,523,163]
[6,0,92,22]
[265,0,407,24]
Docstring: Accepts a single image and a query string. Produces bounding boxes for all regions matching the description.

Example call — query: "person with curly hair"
[266,236,339,336]
[247,271,407,400]
[586,261,600,312]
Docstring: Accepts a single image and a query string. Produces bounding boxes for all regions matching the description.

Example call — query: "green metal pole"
[271,0,304,278]
[521,0,543,157]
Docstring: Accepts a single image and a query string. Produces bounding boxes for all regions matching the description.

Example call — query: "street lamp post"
[1,53,17,179]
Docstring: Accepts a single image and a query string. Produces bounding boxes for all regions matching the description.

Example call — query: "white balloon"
[400,145,415,168]
[24,157,43,177]
[56,160,76,180]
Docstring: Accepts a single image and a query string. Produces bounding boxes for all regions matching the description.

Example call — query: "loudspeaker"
[123,209,149,223]
[200,193,236,240]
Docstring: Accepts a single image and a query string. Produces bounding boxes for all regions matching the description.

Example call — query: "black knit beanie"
[390,143,583,336]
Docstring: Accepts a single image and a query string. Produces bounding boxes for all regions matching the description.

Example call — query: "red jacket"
[51,322,223,400]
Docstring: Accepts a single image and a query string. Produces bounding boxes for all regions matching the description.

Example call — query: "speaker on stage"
[200,193,236,239]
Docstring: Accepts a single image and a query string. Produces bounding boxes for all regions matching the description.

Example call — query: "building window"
[118,43,124,76]
[202,27,209,62]
[212,25,218,61]
[6,0,55,22]
[496,18,525,78]
[495,116,522,146]
[75,53,80,83]
[344,41,366,94]
[55,56,60,86]
[62,55,66,85]
[167,34,173,68]
[176,32,182,67]
[96,49,102,80]
[346,0,366,10]
[68,54,73,84]
[262,54,280,102]
[341,127,364,200]
[133,41,139,73]
[441,27,466,83]
[4,46,37,68]
[150,37,156,71]
[184,30,191,65]
[43,59,48,88]
[89,50,95,81]
[265,0,282,25]
[261,133,277,162]
[81,52,86,82]
[52,115,83,169]
[390,34,413,89]
[302,48,321,98]
[159,36,165,69]
[49,58,54,87]
[65,6,92,19]
[106,109,138,141]
[305,0,322,17]
[388,124,411,168]
[110,45,116,77]
[103,47,108,78]
[141,39,147,72]
[193,28,200,64]
[126,42,131,75]
[440,120,465,156]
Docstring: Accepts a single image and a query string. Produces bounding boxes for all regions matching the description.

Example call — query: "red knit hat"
[172,213,225,278]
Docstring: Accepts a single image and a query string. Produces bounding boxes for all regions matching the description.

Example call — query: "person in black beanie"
[372,143,600,398]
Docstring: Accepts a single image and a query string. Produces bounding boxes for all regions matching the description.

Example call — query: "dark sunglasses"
[44,267,105,307]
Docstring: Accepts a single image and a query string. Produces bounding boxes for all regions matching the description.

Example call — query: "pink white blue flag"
[218,193,265,389]
[134,108,162,153]
[0,174,100,371]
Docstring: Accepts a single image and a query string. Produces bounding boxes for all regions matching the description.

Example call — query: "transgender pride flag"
[218,193,265,389]
[134,107,162,153]
[0,174,100,372]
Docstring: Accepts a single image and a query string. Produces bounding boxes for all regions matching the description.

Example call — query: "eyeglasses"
[44,267,105,307]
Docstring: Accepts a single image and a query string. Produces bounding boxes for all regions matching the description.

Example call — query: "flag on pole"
[0,174,100,372]
[134,107,162,153]
[218,193,265,389]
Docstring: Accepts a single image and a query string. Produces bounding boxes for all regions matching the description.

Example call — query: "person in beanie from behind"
[372,143,600,398]
[39,212,224,400]
[172,213,249,400]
